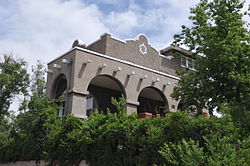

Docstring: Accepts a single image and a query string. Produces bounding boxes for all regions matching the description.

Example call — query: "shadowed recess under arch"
[52,74,67,99]
[137,86,169,115]
[86,74,126,115]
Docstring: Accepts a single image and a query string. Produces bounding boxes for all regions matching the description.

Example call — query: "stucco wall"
[72,49,179,110]
[46,46,179,117]
[46,34,189,117]
[87,35,107,55]
[46,50,76,98]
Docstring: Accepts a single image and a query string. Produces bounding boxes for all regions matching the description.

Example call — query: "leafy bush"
[159,139,204,166]
[1,100,249,166]
[42,110,242,166]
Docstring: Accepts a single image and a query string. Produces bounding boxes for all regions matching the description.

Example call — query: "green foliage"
[31,61,46,98]
[1,99,249,166]
[0,54,29,118]
[0,54,30,162]
[41,111,241,166]
[172,0,250,122]
[85,112,138,166]
[159,139,204,166]
[0,62,60,163]
[158,135,250,166]
[7,96,60,162]
[204,136,244,166]
[111,97,126,114]
[238,136,250,165]
[0,118,11,149]
[44,115,85,166]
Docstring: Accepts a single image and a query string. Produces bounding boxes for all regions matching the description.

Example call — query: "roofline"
[48,47,180,80]
[160,46,192,56]
[87,33,160,55]
[47,47,75,65]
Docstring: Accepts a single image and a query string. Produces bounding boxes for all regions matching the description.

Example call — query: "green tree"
[0,62,61,162]
[172,0,250,122]
[0,54,29,118]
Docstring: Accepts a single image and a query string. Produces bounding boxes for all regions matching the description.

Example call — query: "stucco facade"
[46,33,191,118]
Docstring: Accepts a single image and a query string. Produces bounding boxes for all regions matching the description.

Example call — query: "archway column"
[67,92,88,119]
[126,101,139,115]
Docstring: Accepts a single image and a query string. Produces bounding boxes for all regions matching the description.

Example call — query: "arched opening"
[52,74,67,117]
[87,75,126,116]
[137,87,169,116]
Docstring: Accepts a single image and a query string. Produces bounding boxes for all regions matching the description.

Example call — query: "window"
[58,100,65,118]
[181,56,186,67]
[187,59,194,69]
[181,56,195,70]
[86,97,93,110]
[86,96,94,117]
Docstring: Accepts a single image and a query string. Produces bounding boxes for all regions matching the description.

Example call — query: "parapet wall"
[86,34,184,76]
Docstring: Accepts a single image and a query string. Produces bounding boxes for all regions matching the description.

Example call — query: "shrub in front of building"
[1,107,249,166]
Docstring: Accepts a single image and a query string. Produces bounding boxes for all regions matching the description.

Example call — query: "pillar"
[126,101,139,115]
[67,92,87,119]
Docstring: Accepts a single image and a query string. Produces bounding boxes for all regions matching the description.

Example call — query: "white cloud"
[93,0,120,5]
[158,0,198,9]
[242,1,250,23]
[105,11,138,35]
[0,0,112,112]
[102,0,200,49]
[1,0,247,66]
[0,0,108,64]
[0,0,204,65]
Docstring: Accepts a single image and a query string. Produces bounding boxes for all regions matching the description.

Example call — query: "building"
[46,33,194,118]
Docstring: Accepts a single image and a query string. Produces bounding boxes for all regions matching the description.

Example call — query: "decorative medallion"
[139,43,147,55]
